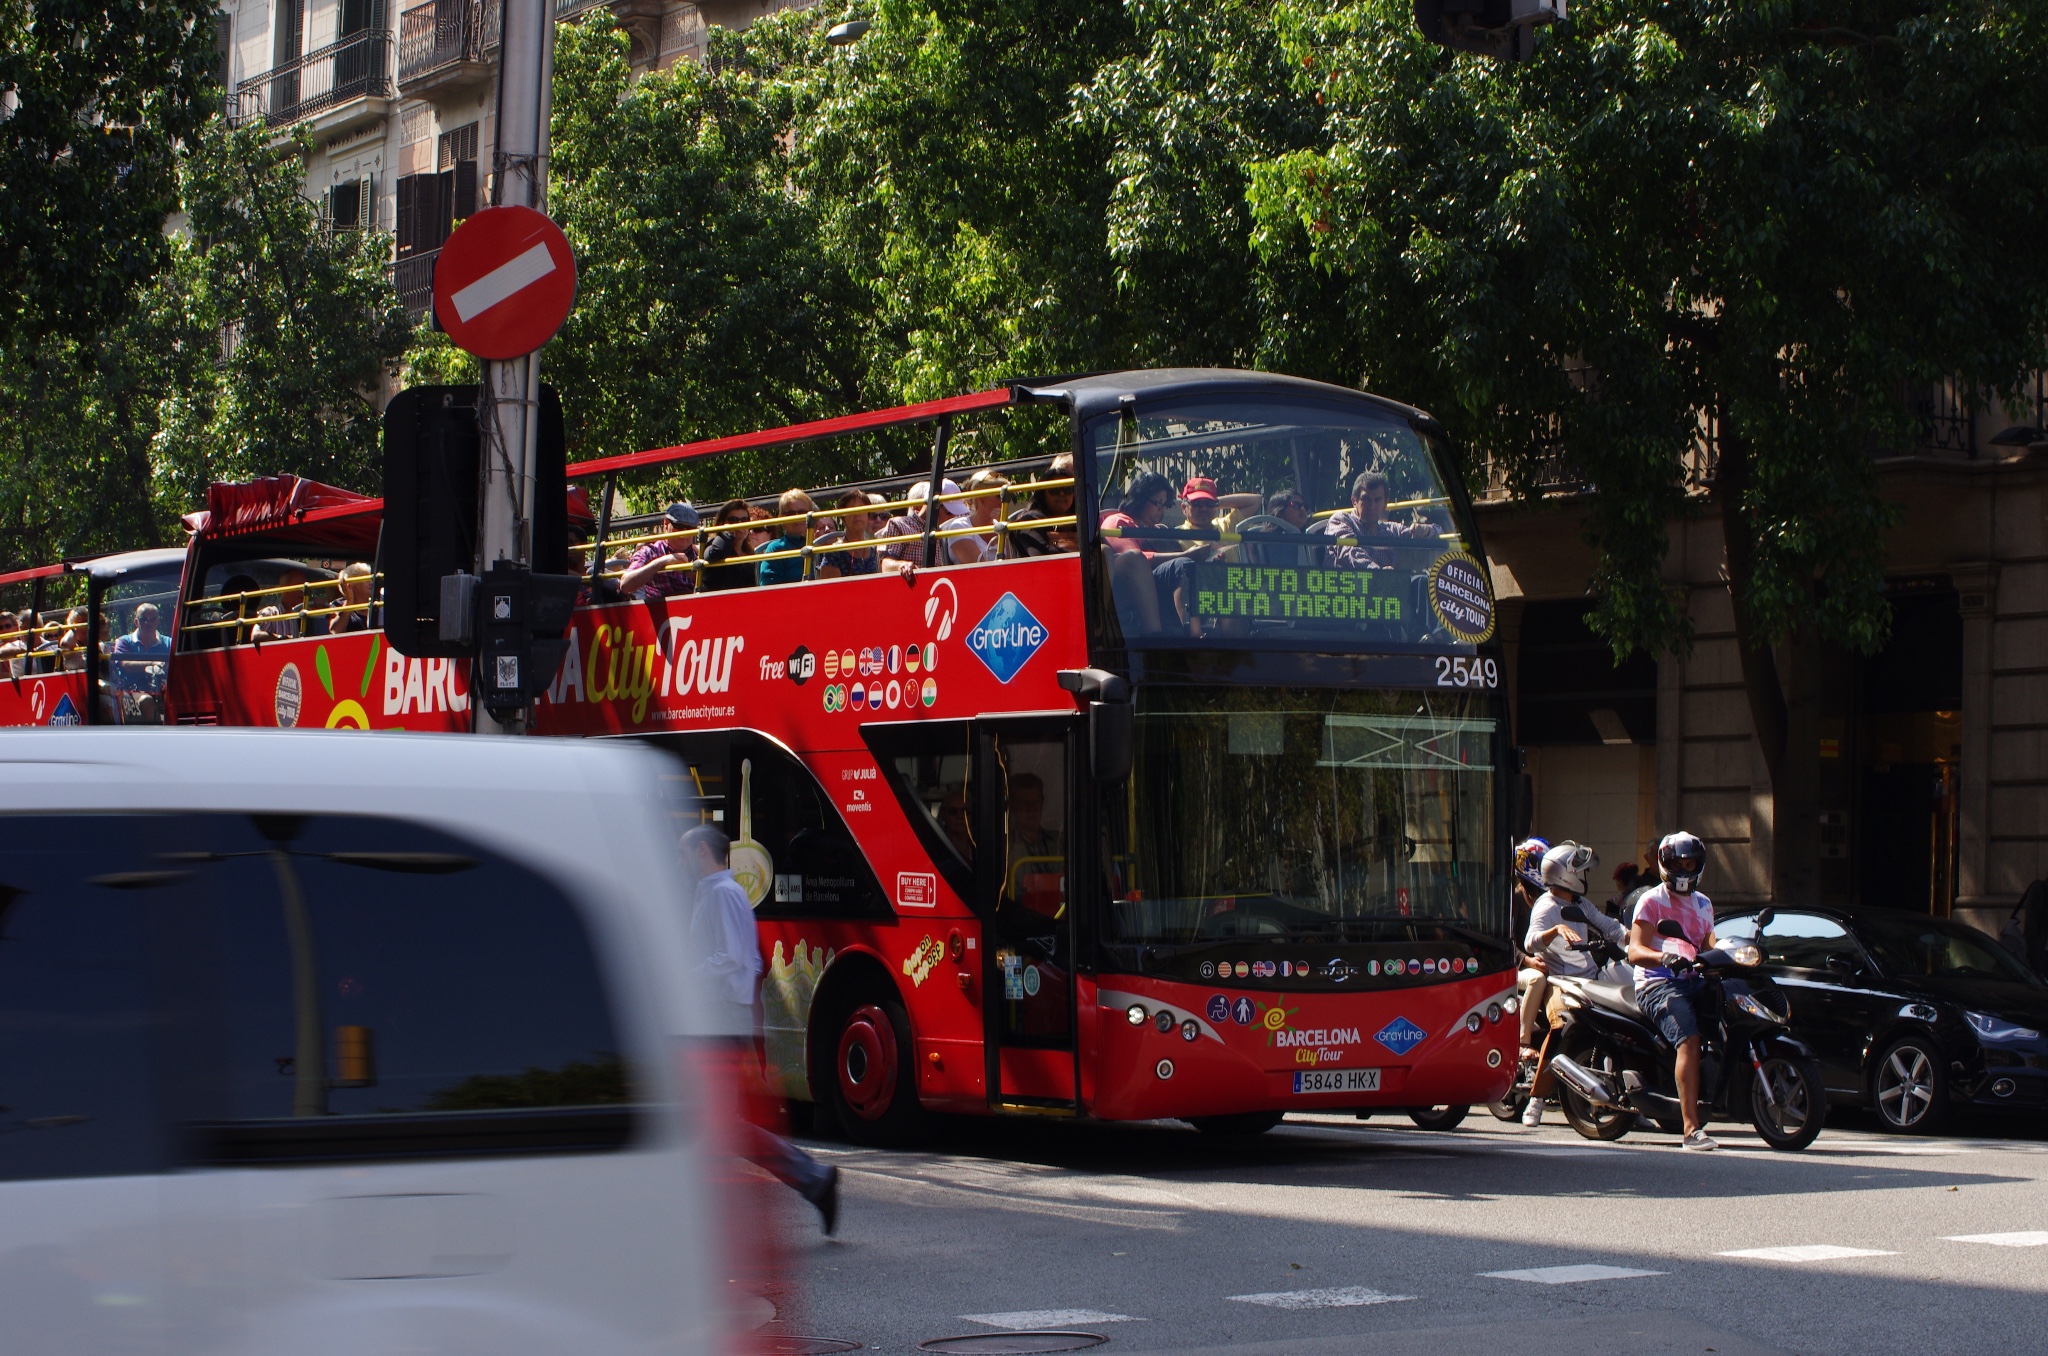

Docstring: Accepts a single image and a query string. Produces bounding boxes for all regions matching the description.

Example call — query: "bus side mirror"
[1090,701,1132,784]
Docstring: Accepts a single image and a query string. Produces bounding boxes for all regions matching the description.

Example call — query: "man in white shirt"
[685,825,840,1232]
[1519,841,1626,1126]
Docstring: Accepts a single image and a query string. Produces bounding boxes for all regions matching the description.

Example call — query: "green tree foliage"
[154,119,414,503]
[0,0,219,346]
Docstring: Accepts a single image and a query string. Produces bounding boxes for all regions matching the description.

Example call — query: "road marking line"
[961,1309,1141,1328]
[1482,1264,1665,1284]
[451,242,557,322]
[1718,1245,1897,1262]
[1227,1286,1416,1309]
[1946,1232,2048,1247]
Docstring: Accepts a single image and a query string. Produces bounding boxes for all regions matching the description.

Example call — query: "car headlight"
[1732,992,1788,1025]
[1966,1010,2041,1043]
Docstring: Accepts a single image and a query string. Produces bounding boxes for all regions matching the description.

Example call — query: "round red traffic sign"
[431,205,577,360]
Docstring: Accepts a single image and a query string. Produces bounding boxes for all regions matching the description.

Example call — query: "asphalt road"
[763,1108,2048,1356]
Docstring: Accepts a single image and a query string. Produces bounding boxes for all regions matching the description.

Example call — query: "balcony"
[230,30,394,139]
[398,0,500,96]
[392,248,440,320]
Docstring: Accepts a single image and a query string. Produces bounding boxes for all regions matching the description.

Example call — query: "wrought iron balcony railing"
[230,30,394,128]
[392,248,440,320]
[398,0,501,86]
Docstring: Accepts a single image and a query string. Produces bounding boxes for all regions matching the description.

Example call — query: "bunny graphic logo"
[966,593,1048,684]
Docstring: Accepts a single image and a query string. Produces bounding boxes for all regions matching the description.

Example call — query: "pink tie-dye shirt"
[1630,883,1716,988]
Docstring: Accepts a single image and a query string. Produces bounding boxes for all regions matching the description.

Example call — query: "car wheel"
[1871,1036,1948,1135]
[1188,1111,1284,1135]
[827,987,923,1147]
[1408,1105,1470,1131]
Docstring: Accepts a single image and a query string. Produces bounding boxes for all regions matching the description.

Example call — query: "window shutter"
[452,159,477,221]
[395,173,418,255]
[429,168,455,249]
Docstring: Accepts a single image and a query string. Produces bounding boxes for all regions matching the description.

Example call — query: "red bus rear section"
[1,368,1519,1138]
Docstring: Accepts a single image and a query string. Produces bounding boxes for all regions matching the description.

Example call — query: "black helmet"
[1657,831,1706,895]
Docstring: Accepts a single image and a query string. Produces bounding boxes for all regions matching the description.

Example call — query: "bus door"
[975,718,1081,1111]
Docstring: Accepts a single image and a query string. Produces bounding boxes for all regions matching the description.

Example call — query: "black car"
[1715,905,2048,1133]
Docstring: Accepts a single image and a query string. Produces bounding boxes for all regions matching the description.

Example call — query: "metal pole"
[474,0,555,735]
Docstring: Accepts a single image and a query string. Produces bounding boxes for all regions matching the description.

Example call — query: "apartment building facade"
[1481,380,2048,936]
[217,0,804,314]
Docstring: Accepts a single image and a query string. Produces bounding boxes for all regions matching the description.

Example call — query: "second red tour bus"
[0,367,1518,1139]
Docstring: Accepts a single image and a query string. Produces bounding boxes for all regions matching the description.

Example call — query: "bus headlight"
[1154,1009,1176,1034]
[1486,1003,1502,1024]
[1503,995,1520,1016]
[1127,1004,1147,1026]
[1465,1013,1483,1034]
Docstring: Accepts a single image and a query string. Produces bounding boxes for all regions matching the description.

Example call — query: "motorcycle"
[1542,906,1827,1151]
[1485,922,1630,1123]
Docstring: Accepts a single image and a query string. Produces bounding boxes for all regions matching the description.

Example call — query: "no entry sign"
[432,205,577,360]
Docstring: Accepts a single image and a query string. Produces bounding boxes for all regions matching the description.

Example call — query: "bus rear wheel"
[827,991,922,1147]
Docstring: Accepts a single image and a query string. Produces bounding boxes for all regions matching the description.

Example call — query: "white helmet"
[1540,841,1598,898]
[1658,831,1707,895]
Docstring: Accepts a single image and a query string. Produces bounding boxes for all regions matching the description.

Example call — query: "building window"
[396,121,477,257]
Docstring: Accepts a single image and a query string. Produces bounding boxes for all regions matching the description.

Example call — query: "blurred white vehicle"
[0,728,758,1356]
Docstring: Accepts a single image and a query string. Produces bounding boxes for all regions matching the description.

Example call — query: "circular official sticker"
[1427,550,1495,644]
[274,663,302,728]
[1234,961,1250,979]
[851,685,867,710]
[888,645,902,674]
[886,679,901,710]
[1023,964,1041,997]
[1367,960,1381,976]
[1407,958,1422,975]
[906,642,922,674]
[823,650,840,679]
[840,648,855,676]
[923,642,937,671]
[921,676,937,707]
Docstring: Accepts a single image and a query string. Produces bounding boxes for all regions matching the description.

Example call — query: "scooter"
[1543,907,1827,1151]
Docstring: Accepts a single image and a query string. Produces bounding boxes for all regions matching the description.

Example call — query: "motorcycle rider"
[1519,841,1627,1126]
[1626,831,1721,1151]
[1510,837,1551,1060]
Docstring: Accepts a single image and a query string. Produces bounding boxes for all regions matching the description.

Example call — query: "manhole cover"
[762,1339,863,1355]
[918,1333,1108,1354]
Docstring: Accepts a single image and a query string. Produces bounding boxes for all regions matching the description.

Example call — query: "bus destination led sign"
[1189,564,1403,622]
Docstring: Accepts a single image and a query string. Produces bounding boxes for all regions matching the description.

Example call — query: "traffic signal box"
[474,560,579,715]
[381,384,575,716]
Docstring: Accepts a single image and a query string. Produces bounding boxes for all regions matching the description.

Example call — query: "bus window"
[1087,397,1474,649]
[1102,686,1502,943]
[98,563,184,725]
[647,733,890,920]
[865,720,976,902]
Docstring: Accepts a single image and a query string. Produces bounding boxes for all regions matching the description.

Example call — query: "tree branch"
[1712,413,1787,786]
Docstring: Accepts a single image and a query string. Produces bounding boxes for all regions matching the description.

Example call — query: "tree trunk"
[1713,422,1818,903]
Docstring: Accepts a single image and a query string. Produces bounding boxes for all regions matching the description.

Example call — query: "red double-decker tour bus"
[0,367,1517,1140]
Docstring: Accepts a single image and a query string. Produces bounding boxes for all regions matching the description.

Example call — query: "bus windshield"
[1087,397,1486,651]
[1104,687,1500,944]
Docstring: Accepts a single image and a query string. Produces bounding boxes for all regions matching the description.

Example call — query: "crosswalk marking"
[1945,1232,2048,1247]
[1482,1263,1666,1284]
[1718,1244,1896,1262]
[1228,1286,1416,1309]
[960,1309,1140,1328]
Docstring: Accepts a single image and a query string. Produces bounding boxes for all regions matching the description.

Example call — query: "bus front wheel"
[827,990,922,1147]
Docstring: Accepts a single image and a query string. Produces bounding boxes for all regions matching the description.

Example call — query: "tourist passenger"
[696,499,759,592]
[755,490,816,586]
[111,602,170,699]
[619,502,701,600]
[57,609,88,670]
[938,786,975,862]
[876,480,961,565]
[251,569,309,641]
[0,609,35,676]
[1152,478,1232,631]
[329,563,375,634]
[1005,454,1078,558]
[1324,471,1437,569]
[1267,489,1312,531]
[950,470,1009,563]
[815,490,881,579]
[1100,472,1222,634]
